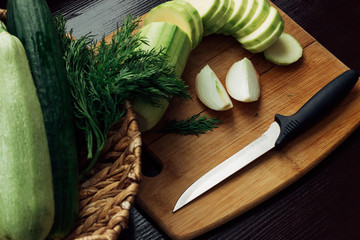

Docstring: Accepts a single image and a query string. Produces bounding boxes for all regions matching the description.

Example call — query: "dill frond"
[160,114,222,136]
[54,15,190,178]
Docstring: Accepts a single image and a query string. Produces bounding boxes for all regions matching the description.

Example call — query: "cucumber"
[0,21,55,240]
[244,18,284,53]
[263,33,303,65]
[145,0,203,49]
[133,22,192,132]
[233,0,270,38]
[6,0,79,238]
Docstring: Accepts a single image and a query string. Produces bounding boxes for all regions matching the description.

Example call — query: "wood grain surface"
[134,3,360,239]
[2,0,359,239]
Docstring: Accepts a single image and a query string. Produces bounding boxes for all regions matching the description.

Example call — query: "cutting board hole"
[141,146,162,177]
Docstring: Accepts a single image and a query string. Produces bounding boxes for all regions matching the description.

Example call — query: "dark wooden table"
[2,0,359,239]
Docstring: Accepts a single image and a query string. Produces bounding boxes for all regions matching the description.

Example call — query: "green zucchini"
[132,22,192,132]
[0,21,55,240]
[6,0,79,238]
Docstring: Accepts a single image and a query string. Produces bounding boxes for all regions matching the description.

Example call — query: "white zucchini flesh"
[184,0,221,23]
[145,2,199,49]
[263,33,303,65]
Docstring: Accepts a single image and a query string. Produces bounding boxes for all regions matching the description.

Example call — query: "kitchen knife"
[173,69,359,212]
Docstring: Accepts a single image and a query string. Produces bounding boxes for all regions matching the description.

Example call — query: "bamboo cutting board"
[128,3,360,240]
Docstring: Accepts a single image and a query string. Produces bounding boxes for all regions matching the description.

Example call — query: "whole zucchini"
[0,22,55,240]
[6,0,79,238]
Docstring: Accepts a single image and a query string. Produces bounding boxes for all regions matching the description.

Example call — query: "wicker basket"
[1,9,142,239]
[67,101,142,240]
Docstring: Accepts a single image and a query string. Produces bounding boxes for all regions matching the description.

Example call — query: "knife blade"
[173,69,359,212]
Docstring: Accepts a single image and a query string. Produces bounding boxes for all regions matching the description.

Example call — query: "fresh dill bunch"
[160,114,222,136]
[54,15,190,177]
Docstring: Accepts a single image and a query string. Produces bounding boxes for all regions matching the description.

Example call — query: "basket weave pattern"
[1,9,142,238]
[67,102,142,240]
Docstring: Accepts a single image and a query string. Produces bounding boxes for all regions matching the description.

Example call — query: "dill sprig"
[160,114,222,136]
[55,15,190,178]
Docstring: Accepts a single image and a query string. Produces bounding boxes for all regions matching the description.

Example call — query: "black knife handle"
[274,69,359,149]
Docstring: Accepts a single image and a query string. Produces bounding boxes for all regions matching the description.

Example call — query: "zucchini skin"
[7,0,79,238]
[132,22,192,132]
[0,26,55,240]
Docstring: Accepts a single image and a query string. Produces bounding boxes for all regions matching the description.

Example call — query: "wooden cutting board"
[120,3,360,240]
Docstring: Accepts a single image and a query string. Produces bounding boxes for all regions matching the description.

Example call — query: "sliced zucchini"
[207,0,233,34]
[237,6,282,48]
[221,0,248,35]
[203,0,230,35]
[134,21,192,131]
[244,18,284,53]
[173,0,204,47]
[226,0,258,34]
[139,21,192,76]
[233,0,270,38]
[184,0,220,23]
[263,33,303,65]
[145,1,202,49]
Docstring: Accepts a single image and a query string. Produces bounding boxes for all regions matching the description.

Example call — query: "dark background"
[1,0,360,239]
